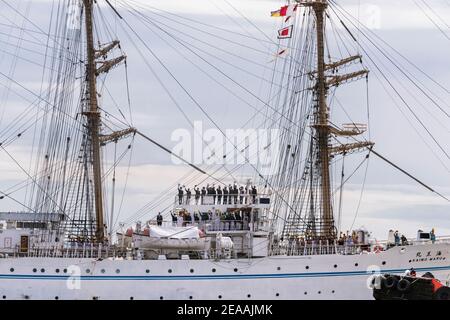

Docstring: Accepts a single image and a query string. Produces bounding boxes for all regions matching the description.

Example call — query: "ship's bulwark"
[0,243,448,300]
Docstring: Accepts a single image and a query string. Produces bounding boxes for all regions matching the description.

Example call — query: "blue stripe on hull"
[0,265,449,281]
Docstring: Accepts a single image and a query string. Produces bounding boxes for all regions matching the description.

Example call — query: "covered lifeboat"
[132,226,210,250]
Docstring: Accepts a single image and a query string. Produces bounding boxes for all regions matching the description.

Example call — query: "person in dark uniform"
[177,184,184,205]
[244,186,249,204]
[223,186,228,205]
[185,187,192,205]
[217,185,223,204]
[201,186,206,204]
[233,184,238,204]
[194,185,200,205]
[251,185,257,204]
[170,211,177,226]
[194,212,200,224]
[401,234,408,246]
[212,184,217,204]
[206,184,212,204]
[239,186,244,204]
[235,211,242,230]
[156,212,163,226]
[185,212,192,226]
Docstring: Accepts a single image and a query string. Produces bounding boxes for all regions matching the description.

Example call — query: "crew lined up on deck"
[177,183,258,205]
[170,209,251,231]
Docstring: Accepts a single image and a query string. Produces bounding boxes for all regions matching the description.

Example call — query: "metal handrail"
[174,193,271,206]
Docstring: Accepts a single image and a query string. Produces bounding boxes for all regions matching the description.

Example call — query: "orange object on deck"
[431,278,443,292]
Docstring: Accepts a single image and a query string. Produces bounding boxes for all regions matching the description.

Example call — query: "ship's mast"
[312,0,334,240]
[83,0,105,242]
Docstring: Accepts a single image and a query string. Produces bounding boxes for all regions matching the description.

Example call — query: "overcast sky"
[0,0,449,240]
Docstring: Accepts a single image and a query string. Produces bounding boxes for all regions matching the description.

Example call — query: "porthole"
[304,292,307,295]
[2,296,6,299]
[408,260,412,263]
[382,261,386,265]
[277,267,281,271]
[332,290,335,294]
[247,294,251,298]
[32,268,37,273]
[189,296,193,300]
[333,264,337,268]
[55,269,60,273]
[190,269,194,273]
[212,268,216,273]
[218,295,222,299]
[168,269,172,273]
[86,269,90,273]
[41,268,45,273]
[305,266,309,270]
[63,269,67,273]
[160,296,164,300]
[101,269,105,274]
[92,297,98,300]
[115,269,120,274]
[318,291,321,294]
[55,296,59,300]
[234,268,238,272]
[145,269,150,274]
[9,268,14,272]
[276,293,280,297]
[354,263,359,267]
[130,297,134,300]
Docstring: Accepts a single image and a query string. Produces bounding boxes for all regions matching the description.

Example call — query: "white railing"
[2,234,450,260]
[174,194,270,206]
[269,236,450,257]
[367,235,450,247]
[270,242,367,256]
[1,243,117,259]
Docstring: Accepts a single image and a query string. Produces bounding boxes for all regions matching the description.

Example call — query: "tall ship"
[0,0,449,300]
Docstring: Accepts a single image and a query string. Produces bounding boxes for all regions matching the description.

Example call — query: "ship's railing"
[269,242,369,256]
[433,236,450,244]
[159,218,274,233]
[4,243,119,259]
[269,236,450,257]
[364,236,450,247]
[174,193,271,206]
[164,219,250,232]
[3,235,450,260]
[3,240,242,260]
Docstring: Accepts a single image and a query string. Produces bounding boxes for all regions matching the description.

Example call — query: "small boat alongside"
[372,271,450,300]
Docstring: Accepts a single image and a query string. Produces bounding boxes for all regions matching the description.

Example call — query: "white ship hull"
[0,243,449,300]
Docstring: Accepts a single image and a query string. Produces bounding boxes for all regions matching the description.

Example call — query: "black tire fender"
[397,278,411,292]
[383,275,397,289]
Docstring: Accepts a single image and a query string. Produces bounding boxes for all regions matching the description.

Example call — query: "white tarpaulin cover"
[149,226,199,239]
